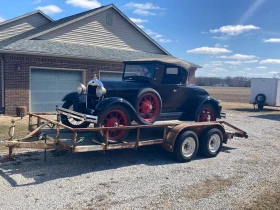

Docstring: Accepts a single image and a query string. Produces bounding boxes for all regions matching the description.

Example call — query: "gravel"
[0,110,279,210]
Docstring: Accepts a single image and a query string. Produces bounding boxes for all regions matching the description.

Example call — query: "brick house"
[0,4,200,115]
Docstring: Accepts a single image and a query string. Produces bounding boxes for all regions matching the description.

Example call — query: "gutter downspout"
[0,56,4,113]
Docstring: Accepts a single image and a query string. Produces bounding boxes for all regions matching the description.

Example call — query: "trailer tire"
[174,130,199,162]
[200,128,223,158]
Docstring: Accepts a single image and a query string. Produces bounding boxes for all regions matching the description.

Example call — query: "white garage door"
[100,71,122,81]
[30,68,82,112]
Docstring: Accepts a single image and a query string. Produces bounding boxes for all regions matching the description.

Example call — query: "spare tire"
[255,93,266,105]
[135,88,162,124]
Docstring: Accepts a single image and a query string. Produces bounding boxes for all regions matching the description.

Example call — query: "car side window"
[161,67,184,84]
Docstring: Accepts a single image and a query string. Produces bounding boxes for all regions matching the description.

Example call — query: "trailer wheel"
[174,131,199,162]
[96,105,131,143]
[200,128,223,157]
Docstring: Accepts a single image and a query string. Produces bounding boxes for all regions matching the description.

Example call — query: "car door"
[153,66,187,112]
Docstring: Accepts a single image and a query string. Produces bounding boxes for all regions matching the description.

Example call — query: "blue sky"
[0,0,280,78]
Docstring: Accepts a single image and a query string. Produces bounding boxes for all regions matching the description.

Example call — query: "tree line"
[196,76,251,87]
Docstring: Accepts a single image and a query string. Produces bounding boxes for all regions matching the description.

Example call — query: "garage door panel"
[31,69,82,112]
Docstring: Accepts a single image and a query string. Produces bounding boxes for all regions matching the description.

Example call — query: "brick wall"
[0,58,2,111]
[3,54,123,115]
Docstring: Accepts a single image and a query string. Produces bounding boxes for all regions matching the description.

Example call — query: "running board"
[158,112,182,121]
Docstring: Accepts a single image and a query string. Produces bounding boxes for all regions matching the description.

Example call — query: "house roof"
[0,4,201,68]
[0,10,53,27]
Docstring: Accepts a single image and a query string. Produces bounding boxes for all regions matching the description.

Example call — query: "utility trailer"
[1,113,248,163]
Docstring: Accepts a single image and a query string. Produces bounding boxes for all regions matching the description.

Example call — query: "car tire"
[174,130,199,162]
[96,105,131,143]
[61,100,90,128]
[196,103,217,122]
[199,128,223,158]
[135,88,162,125]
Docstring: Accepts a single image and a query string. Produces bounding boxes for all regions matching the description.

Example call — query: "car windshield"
[123,63,155,81]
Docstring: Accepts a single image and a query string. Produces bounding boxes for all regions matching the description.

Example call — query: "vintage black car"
[57,58,223,141]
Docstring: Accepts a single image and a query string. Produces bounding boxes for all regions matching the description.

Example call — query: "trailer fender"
[95,97,146,124]
[165,123,226,152]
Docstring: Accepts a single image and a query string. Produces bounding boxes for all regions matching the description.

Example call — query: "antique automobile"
[57,58,223,142]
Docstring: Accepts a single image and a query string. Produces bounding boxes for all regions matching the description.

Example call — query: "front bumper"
[56,107,98,124]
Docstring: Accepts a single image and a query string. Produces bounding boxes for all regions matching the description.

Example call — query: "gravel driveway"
[0,110,279,210]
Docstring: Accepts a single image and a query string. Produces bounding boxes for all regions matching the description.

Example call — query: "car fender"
[195,96,221,118]
[95,97,146,124]
[62,92,86,110]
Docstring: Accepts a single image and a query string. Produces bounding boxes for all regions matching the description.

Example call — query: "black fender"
[62,92,86,111]
[95,97,147,124]
[195,96,221,119]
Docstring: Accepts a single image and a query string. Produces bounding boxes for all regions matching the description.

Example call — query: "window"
[123,64,155,79]
[106,13,113,25]
[161,67,186,84]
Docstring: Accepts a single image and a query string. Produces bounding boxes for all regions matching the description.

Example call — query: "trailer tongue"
[1,113,248,163]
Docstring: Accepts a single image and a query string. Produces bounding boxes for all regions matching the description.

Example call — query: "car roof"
[123,57,202,72]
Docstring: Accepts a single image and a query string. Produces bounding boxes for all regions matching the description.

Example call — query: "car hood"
[101,80,151,91]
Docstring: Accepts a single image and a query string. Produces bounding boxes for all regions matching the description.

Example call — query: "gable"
[34,8,167,54]
[0,12,52,41]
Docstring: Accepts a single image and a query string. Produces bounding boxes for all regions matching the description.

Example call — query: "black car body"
[57,58,222,141]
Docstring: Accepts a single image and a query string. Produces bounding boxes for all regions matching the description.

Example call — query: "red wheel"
[196,104,216,122]
[97,105,131,142]
[138,92,160,123]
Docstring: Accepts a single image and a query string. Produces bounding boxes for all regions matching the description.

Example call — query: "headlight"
[96,86,106,97]
[77,83,86,94]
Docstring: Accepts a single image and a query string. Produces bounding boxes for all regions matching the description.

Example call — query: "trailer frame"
[1,113,248,161]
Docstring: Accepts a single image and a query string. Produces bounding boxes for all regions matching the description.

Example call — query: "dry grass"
[203,86,251,103]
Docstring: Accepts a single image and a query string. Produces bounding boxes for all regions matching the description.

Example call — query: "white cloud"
[224,61,242,65]
[256,66,267,69]
[187,47,232,54]
[212,36,228,40]
[33,0,41,4]
[0,16,5,22]
[158,38,172,43]
[245,68,252,71]
[145,29,158,35]
[268,71,279,74]
[244,60,258,63]
[208,73,216,76]
[210,25,260,35]
[220,54,257,60]
[36,5,63,15]
[66,0,101,9]
[237,71,245,73]
[129,18,148,24]
[124,2,164,16]
[133,9,156,16]
[224,45,229,48]
[260,59,280,64]
[154,34,163,38]
[263,38,280,43]
[203,61,223,68]
[211,68,228,72]
[137,24,145,29]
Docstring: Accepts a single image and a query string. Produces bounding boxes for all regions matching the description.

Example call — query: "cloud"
[158,38,172,43]
[263,38,280,43]
[220,54,257,60]
[245,68,252,71]
[211,68,228,72]
[224,60,258,65]
[260,59,280,64]
[33,0,41,4]
[210,25,260,36]
[187,47,232,54]
[124,2,164,16]
[137,24,144,29]
[212,36,228,40]
[0,16,5,22]
[66,0,101,9]
[203,61,223,68]
[268,71,279,74]
[256,66,267,69]
[129,18,148,24]
[36,5,63,15]
[145,29,158,35]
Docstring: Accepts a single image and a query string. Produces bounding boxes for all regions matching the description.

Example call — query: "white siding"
[36,8,166,54]
[0,13,51,41]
